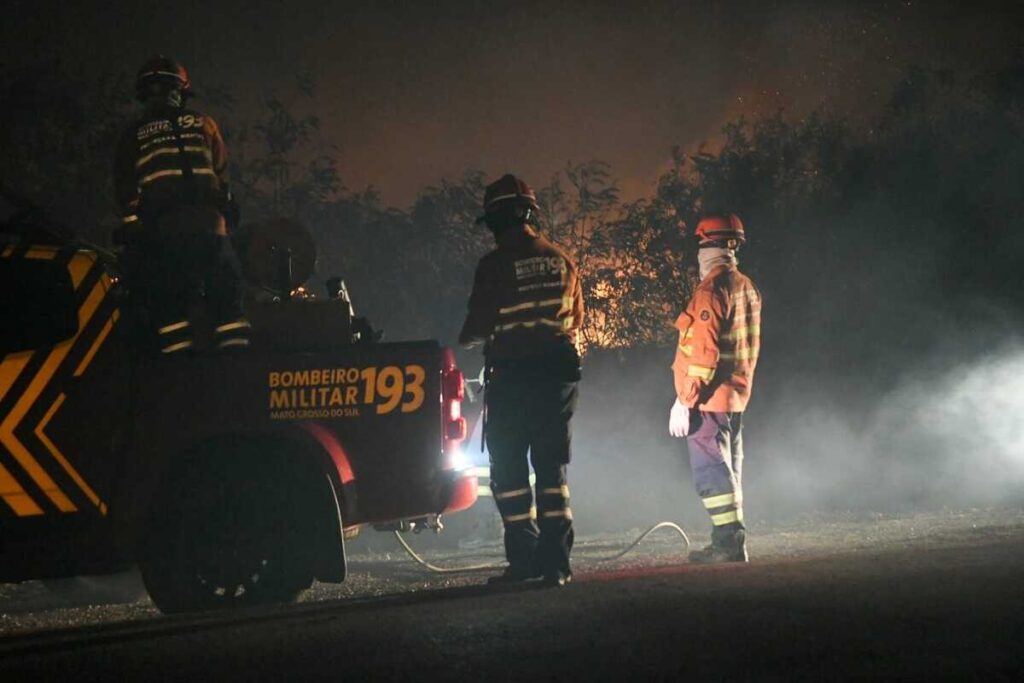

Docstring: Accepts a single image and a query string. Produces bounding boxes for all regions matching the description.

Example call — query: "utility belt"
[140,186,229,220]
[116,195,231,247]
[487,343,582,384]
[479,342,580,453]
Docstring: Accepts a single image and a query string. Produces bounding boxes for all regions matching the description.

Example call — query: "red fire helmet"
[695,213,746,248]
[476,174,540,223]
[135,55,192,101]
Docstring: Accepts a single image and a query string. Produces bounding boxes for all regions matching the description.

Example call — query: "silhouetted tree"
[0,61,132,243]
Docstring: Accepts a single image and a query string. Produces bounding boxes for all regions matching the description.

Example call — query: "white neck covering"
[698,247,737,279]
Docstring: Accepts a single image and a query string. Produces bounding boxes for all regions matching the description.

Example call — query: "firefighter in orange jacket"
[669,213,762,562]
[114,55,249,355]
[460,174,584,587]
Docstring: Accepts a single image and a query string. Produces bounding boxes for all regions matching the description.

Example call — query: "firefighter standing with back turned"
[460,174,584,587]
[114,55,249,355]
[669,213,762,563]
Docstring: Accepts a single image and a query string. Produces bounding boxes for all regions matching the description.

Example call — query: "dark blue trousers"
[686,411,745,542]
[485,373,577,576]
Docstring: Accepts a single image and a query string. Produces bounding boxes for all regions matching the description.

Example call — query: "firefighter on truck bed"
[459,174,584,588]
[669,213,762,563]
[114,55,249,355]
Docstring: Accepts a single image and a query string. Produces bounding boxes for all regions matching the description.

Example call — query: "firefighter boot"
[542,569,572,588]
[487,524,540,584]
[487,563,542,585]
[538,519,574,588]
[689,527,748,564]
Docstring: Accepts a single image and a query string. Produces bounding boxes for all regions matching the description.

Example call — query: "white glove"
[669,399,690,438]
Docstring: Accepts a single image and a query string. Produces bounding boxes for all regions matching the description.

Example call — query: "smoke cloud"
[564,333,1023,536]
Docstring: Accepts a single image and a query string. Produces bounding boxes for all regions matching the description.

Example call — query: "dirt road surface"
[2,508,1022,681]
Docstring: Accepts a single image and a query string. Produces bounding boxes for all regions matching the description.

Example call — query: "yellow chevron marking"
[0,276,107,513]
[24,247,57,260]
[74,314,117,377]
[0,345,79,512]
[0,353,32,405]
[0,461,44,516]
[0,427,77,511]
[35,393,103,509]
[68,253,97,289]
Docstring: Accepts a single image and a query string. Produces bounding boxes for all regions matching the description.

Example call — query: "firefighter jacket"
[459,226,584,374]
[114,105,229,233]
[672,264,762,412]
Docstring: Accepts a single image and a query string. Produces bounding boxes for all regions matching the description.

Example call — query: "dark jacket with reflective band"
[672,264,761,412]
[114,105,228,231]
[459,226,584,370]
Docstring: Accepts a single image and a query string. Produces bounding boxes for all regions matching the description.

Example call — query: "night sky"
[2,0,1021,205]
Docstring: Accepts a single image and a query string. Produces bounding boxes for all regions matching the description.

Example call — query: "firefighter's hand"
[669,399,690,438]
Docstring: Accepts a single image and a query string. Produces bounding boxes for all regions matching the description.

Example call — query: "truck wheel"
[140,449,317,614]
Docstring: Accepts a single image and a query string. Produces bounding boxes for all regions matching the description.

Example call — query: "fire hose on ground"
[393,374,692,575]
[392,521,691,575]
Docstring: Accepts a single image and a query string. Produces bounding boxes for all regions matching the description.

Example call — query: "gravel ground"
[2,505,1022,638]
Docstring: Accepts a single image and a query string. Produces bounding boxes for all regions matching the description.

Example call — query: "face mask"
[698,247,737,279]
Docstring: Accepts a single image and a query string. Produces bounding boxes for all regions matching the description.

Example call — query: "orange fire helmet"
[695,213,746,248]
[135,55,192,102]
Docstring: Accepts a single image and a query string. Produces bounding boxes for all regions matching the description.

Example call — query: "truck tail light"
[441,350,467,463]
[443,367,465,402]
[446,417,467,441]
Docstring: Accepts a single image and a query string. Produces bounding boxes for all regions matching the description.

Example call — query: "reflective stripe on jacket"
[672,264,761,412]
[114,106,228,229]
[459,226,584,363]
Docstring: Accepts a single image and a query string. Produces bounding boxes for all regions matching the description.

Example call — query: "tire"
[139,445,318,614]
